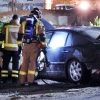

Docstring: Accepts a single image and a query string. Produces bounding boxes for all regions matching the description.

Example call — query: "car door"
[45,30,68,77]
[62,32,74,62]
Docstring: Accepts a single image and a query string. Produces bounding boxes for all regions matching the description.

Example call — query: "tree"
[89,16,100,26]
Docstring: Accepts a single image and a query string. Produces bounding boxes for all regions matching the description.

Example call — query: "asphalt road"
[0,74,100,100]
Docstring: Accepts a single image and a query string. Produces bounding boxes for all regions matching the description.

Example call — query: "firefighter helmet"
[30,8,42,18]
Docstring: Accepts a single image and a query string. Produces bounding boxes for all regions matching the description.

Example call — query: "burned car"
[36,26,100,84]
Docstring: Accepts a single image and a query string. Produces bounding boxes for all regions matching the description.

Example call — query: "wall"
[0,9,100,27]
[41,9,77,27]
[0,9,77,27]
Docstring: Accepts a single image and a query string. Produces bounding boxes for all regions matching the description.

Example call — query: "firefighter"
[1,14,21,83]
[19,8,46,86]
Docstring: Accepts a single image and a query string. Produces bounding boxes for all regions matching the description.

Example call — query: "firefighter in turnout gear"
[1,14,21,83]
[19,8,46,86]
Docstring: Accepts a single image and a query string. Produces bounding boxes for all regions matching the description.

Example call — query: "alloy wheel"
[69,60,82,82]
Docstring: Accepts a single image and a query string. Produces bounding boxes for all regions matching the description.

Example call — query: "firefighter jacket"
[1,20,20,51]
[19,18,46,47]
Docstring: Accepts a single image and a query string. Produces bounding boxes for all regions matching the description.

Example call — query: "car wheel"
[68,59,91,84]
[36,51,46,71]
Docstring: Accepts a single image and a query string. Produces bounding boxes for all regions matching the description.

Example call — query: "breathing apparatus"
[24,16,35,44]
[24,8,43,44]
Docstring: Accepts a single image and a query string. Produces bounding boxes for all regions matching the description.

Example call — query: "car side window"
[48,31,68,47]
[72,33,90,46]
[65,33,72,46]
[45,32,53,45]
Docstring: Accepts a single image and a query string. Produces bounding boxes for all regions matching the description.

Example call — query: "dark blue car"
[36,26,100,84]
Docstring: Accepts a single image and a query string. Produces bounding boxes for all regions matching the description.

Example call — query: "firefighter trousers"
[1,50,19,83]
[19,43,39,84]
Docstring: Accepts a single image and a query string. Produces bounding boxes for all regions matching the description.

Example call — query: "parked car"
[55,4,75,10]
[36,26,100,84]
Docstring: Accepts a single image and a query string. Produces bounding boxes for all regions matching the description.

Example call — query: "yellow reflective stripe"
[35,22,39,35]
[1,70,8,73]
[5,25,20,28]
[19,71,26,75]
[2,41,4,48]
[12,74,18,78]
[5,27,9,43]
[28,70,35,75]
[4,43,18,47]
[1,74,8,77]
[22,21,26,33]
[17,41,22,45]
[12,70,19,74]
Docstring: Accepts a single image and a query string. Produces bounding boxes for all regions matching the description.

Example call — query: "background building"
[0,0,100,12]
[0,0,46,12]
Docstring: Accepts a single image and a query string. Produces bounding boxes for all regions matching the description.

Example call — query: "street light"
[78,1,90,10]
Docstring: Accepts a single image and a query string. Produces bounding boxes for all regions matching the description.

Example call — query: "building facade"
[0,0,100,12]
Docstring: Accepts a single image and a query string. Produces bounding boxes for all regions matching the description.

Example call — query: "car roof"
[46,26,100,35]
[55,26,100,32]
[46,26,100,42]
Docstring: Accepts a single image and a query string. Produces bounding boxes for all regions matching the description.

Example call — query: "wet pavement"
[0,74,100,100]
[0,79,77,95]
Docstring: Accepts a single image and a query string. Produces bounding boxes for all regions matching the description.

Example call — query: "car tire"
[36,51,46,71]
[68,59,91,84]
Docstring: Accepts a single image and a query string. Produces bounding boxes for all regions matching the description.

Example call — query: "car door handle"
[62,50,68,53]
